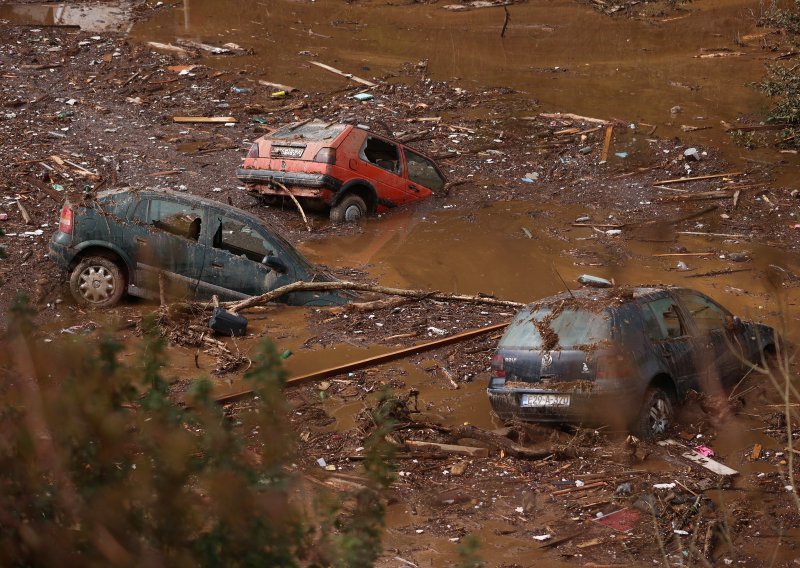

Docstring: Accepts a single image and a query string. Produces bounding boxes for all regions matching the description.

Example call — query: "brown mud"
[1,0,800,565]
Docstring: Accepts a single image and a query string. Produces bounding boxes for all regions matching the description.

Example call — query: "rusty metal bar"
[213,321,509,405]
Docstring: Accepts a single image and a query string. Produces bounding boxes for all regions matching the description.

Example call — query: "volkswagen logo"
[541,352,553,368]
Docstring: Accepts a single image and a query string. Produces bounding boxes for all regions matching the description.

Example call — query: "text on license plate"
[272,146,305,158]
[521,394,570,408]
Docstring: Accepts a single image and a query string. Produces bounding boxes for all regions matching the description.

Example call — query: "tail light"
[313,147,336,164]
[491,354,505,378]
[247,143,260,158]
[59,204,73,234]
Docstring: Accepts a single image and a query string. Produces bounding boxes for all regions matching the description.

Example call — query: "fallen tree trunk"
[224,280,525,313]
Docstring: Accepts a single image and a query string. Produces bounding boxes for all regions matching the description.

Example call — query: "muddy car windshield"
[500,307,611,350]
[270,120,346,141]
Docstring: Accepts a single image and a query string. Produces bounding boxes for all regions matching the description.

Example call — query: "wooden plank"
[404,440,488,458]
[652,252,714,257]
[599,126,613,162]
[539,112,608,125]
[213,321,509,405]
[147,41,190,55]
[658,439,738,476]
[173,116,236,124]
[653,172,743,185]
[309,61,376,87]
[750,443,762,460]
[551,481,606,496]
[258,79,297,92]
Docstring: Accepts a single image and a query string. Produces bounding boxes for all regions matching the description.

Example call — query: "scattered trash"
[605,229,622,236]
[615,482,632,495]
[653,483,676,490]
[694,445,715,457]
[683,147,701,161]
[579,146,593,155]
[614,151,628,159]
[427,326,447,336]
[577,274,613,287]
[316,457,327,468]
[676,261,689,271]
[209,307,248,337]
[532,534,552,541]
[521,172,539,182]
[353,93,374,101]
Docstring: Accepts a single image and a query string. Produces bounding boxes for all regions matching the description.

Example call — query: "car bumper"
[236,168,342,194]
[48,231,74,268]
[487,386,638,426]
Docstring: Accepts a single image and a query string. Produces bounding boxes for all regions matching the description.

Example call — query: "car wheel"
[330,194,367,223]
[633,386,674,440]
[69,255,126,308]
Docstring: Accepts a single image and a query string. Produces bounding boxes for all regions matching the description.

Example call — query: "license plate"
[272,146,304,158]
[521,394,570,408]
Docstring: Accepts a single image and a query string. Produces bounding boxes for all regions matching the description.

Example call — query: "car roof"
[98,187,275,228]
[525,286,677,311]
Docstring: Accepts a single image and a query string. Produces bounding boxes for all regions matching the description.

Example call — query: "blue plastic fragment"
[615,152,628,158]
[353,93,374,101]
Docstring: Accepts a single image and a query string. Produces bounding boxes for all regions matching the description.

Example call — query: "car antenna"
[552,266,576,300]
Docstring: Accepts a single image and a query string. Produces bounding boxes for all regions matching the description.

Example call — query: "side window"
[404,149,445,191]
[211,215,276,263]
[645,298,686,339]
[679,293,728,333]
[145,199,203,241]
[361,136,400,174]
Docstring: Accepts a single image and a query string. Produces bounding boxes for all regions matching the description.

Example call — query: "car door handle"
[211,261,224,268]
[408,184,419,192]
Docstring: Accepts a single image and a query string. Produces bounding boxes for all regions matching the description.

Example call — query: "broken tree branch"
[273,181,312,232]
[223,280,525,313]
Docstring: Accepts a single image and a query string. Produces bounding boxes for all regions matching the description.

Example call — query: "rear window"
[270,120,346,141]
[499,307,611,350]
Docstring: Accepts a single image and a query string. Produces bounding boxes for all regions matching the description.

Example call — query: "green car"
[49,188,350,308]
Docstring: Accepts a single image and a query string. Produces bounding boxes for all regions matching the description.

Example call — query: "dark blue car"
[49,188,349,308]
[488,287,776,438]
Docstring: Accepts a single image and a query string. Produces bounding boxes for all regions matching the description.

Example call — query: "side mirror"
[262,256,288,274]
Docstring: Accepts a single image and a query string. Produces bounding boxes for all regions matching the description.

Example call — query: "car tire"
[633,386,674,440]
[69,255,126,308]
[330,194,367,223]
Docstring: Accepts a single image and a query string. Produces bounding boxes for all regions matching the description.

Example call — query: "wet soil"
[2,1,800,566]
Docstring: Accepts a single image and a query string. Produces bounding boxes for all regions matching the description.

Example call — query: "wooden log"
[224,280,525,313]
[405,440,488,458]
[173,116,236,124]
[212,321,509,405]
[653,172,743,185]
[447,425,555,460]
[309,61,376,87]
[273,181,311,232]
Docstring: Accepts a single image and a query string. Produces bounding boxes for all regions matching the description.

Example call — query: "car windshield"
[499,307,611,350]
[270,120,346,141]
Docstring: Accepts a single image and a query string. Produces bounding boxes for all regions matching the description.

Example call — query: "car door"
[676,290,745,387]
[403,147,445,198]
[640,296,704,394]
[198,209,294,301]
[127,195,206,300]
[356,135,417,206]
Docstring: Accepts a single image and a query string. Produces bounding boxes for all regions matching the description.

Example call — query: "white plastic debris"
[427,326,447,336]
[653,483,676,490]
[515,506,524,513]
[575,480,585,487]
[532,534,551,541]
[316,458,327,468]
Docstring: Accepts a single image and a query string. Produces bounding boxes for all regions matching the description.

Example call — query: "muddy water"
[129,0,798,186]
[0,2,133,32]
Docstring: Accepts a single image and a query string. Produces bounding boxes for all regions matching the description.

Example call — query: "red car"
[236,120,446,222]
